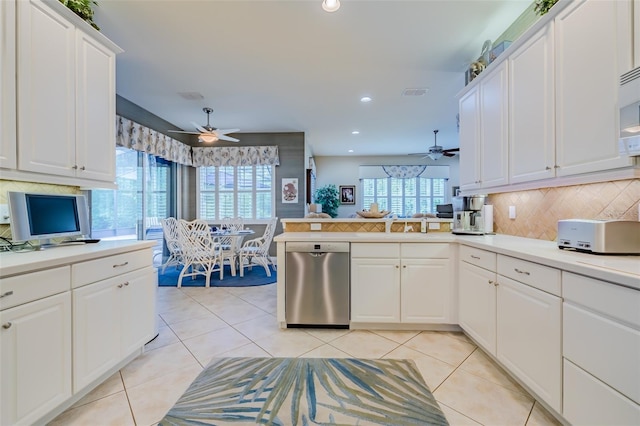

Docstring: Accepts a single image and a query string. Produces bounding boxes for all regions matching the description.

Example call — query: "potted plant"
[534,0,558,16]
[314,184,340,218]
[59,0,100,30]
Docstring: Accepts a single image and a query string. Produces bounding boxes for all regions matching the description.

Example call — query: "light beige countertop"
[274,232,640,290]
[0,240,157,277]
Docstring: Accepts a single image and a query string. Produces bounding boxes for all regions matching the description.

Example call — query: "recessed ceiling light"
[360,96,372,103]
[352,130,360,135]
[322,0,340,12]
[348,149,354,153]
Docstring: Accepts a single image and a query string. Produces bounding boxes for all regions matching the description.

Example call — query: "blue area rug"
[157,265,276,287]
[159,357,449,425]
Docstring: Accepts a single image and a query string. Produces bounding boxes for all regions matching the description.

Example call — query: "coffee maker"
[452,195,486,235]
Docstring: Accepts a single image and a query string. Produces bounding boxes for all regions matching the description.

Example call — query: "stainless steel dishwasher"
[285,242,350,328]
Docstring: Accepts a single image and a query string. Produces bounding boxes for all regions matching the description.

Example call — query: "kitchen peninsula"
[274,227,640,425]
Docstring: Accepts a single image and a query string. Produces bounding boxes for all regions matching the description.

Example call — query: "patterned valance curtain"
[359,165,450,179]
[191,146,280,167]
[381,165,427,178]
[116,116,193,166]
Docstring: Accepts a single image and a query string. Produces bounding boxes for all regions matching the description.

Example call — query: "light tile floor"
[51,283,562,426]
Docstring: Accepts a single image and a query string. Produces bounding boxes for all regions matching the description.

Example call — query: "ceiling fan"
[409,129,459,160]
[168,107,240,143]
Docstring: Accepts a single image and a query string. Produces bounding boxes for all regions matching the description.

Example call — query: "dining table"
[211,228,255,274]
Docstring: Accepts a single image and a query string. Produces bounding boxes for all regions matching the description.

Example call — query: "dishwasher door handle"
[308,252,327,257]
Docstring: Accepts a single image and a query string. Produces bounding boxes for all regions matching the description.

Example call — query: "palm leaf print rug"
[159,357,449,425]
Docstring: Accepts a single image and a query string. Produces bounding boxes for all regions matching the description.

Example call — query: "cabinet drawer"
[459,245,496,271]
[564,302,640,404]
[351,243,399,258]
[564,359,640,426]
[72,248,152,288]
[497,255,560,296]
[0,266,70,310]
[563,272,640,328]
[400,243,449,259]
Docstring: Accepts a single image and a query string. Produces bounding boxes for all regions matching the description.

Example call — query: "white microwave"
[619,66,640,156]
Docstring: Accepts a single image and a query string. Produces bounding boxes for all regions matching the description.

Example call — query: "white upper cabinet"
[479,61,509,188]
[458,86,481,189]
[15,0,120,185]
[635,0,640,69]
[458,61,509,191]
[0,0,17,170]
[509,24,556,184]
[554,0,634,176]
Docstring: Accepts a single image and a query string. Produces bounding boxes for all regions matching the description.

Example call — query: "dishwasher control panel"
[285,242,350,253]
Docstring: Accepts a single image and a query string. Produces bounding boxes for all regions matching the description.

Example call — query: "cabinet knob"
[395,265,399,269]
[545,166,551,170]
[402,265,407,268]
[0,290,14,298]
[554,165,560,169]
[80,166,86,171]
[118,284,124,288]
[2,322,12,329]
[72,165,78,170]
[124,282,130,286]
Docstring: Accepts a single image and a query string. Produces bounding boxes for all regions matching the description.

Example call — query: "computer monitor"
[7,191,90,244]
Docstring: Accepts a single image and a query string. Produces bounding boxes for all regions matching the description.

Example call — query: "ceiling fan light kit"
[322,0,340,13]
[407,129,459,160]
[167,107,240,143]
[427,151,444,161]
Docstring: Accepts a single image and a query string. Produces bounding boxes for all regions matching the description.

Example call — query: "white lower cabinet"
[496,275,562,412]
[351,243,451,324]
[562,272,640,424]
[0,292,72,426]
[458,246,497,354]
[73,266,155,391]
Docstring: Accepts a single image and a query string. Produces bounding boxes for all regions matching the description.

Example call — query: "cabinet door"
[120,267,156,356]
[458,261,496,355]
[635,0,640,69]
[555,0,632,176]
[401,258,450,323]
[509,23,556,183]
[0,0,16,169]
[75,30,116,182]
[497,276,562,412]
[0,292,72,426]
[458,86,481,190]
[17,0,76,177]
[479,61,509,188]
[72,278,120,391]
[351,258,400,323]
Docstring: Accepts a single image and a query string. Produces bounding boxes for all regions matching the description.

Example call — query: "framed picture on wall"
[282,178,298,203]
[339,185,355,205]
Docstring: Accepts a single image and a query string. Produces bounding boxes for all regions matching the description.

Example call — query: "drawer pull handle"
[0,291,14,298]
[470,255,481,260]
[113,262,129,268]
[514,268,530,276]
[2,322,12,329]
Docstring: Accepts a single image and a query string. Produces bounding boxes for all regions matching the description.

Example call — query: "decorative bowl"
[356,210,390,219]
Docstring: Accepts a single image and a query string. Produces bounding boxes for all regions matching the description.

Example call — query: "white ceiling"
[94,0,531,157]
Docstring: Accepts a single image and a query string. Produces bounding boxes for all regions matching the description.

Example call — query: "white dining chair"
[218,217,245,275]
[160,217,183,274]
[176,219,223,287]
[238,217,277,277]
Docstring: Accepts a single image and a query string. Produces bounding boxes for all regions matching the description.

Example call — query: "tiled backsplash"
[0,180,79,237]
[488,179,640,241]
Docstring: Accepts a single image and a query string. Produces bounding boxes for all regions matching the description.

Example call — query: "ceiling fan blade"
[167,129,200,135]
[408,152,429,156]
[218,135,240,142]
[192,122,208,133]
[214,128,240,136]
[443,152,456,157]
[443,147,460,153]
